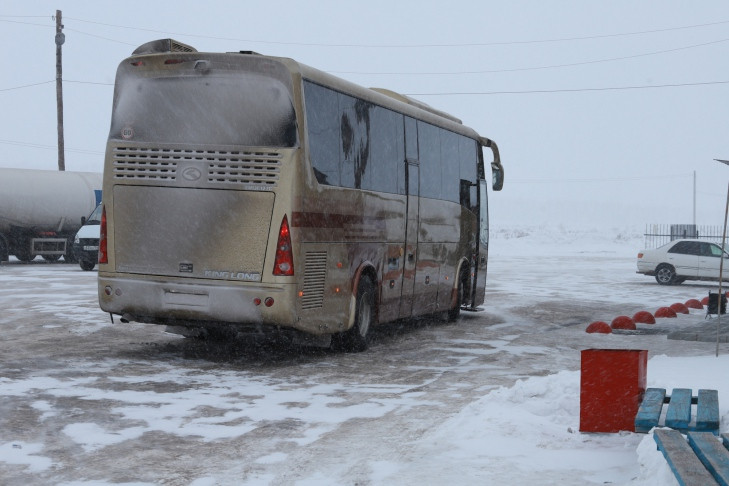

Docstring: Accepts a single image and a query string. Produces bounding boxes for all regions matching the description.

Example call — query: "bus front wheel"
[448,272,467,322]
[337,277,374,352]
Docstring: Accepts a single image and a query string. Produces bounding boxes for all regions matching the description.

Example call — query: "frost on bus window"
[366,106,403,195]
[440,131,460,204]
[110,73,297,147]
[418,122,442,200]
[340,96,371,189]
[304,81,404,195]
[304,81,339,186]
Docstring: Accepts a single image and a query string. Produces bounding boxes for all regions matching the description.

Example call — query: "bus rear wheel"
[336,277,374,352]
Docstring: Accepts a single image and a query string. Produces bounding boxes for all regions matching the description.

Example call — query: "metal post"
[714,159,729,357]
[718,181,729,357]
[55,10,65,171]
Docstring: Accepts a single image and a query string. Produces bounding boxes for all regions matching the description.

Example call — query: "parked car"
[72,203,101,271]
[637,239,729,285]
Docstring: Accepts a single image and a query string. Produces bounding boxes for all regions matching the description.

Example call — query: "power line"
[405,80,729,96]
[0,79,113,92]
[510,173,693,184]
[64,80,114,86]
[61,16,729,48]
[2,78,726,96]
[0,18,52,28]
[0,80,54,92]
[0,138,104,155]
[65,27,137,46]
[332,37,729,76]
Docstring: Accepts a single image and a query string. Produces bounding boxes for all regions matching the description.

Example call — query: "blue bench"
[654,429,729,486]
[635,388,720,434]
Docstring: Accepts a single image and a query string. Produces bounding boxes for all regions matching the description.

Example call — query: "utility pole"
[55,9,65,171]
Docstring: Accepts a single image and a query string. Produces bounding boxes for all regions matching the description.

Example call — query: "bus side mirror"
[479,137,504,191]
[491,162,504,192]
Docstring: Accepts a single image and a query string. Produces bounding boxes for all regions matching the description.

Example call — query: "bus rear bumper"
[98,275,302,332]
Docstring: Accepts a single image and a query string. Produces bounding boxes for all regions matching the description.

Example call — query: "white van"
[73,203,101,271]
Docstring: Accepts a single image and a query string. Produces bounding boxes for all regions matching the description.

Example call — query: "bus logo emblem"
[121,126,134,139]
[181,167,202,181]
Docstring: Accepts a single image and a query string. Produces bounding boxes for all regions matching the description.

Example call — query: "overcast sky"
[1,1,727,229]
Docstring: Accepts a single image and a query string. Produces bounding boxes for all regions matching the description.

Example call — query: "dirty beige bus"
[98,39,504,351]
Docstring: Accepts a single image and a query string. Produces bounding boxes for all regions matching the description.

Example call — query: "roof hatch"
[132,38,197,56]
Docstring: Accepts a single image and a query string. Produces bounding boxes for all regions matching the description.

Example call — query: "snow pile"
[385,353,729,484]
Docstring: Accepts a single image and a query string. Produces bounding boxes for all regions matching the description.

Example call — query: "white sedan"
[636,239,729,285]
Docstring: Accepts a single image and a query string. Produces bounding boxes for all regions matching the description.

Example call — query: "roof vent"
[132,39,197,56]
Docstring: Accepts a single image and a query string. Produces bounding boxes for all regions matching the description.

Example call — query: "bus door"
[399,117,419,319]
[471,179,489,307]
[470,138,501,308]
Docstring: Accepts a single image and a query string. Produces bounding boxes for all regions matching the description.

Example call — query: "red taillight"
[99,205,108,264]
[273,215,294,276]
[637,253,644,259]
[164,59,185,64]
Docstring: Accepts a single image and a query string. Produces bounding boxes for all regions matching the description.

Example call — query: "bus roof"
[125,39,483,141]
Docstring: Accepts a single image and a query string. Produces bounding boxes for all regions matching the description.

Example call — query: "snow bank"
[385,353,729,484]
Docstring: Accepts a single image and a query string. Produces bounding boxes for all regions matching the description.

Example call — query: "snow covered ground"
[1,224,728,485]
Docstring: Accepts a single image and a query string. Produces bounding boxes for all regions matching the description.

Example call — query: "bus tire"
[338,277,374,352]
[448,271,467,322]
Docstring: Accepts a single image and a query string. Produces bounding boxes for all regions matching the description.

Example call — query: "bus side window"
[417,121,441,200]
[304,81,340,186]
[459,138,479,212]
[366,106,403,194]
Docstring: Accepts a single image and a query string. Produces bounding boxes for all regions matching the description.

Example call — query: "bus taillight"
[99,205,108,264]
[273,215,294,276]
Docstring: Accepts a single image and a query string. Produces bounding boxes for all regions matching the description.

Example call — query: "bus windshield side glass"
[110,71,298,147]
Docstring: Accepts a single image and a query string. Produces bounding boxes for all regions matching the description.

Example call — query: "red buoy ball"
[633,311,656,324]
[684,299,703,310]
[586,321,612,334]
[669,303,689,314]
[655,306,678,318]
[611,315,636,330]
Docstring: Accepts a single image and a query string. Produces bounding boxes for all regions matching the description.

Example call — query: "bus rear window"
[110,71,298,147]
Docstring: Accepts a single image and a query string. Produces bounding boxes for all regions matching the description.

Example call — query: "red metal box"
[580,349,648,433]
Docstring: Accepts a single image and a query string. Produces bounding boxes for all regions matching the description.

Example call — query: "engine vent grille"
[111,145,282,188]
[301,251,327,310]
[112,147,178,180]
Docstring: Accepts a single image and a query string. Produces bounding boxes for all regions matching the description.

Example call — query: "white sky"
[1,0,728,227]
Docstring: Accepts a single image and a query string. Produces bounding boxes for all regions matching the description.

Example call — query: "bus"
[98,38,504,351]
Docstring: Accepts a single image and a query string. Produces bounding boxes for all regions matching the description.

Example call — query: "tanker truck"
[0,168,102,262]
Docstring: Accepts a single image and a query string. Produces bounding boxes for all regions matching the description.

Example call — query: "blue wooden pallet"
[635,388,719,434]
[654,429,729,486]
